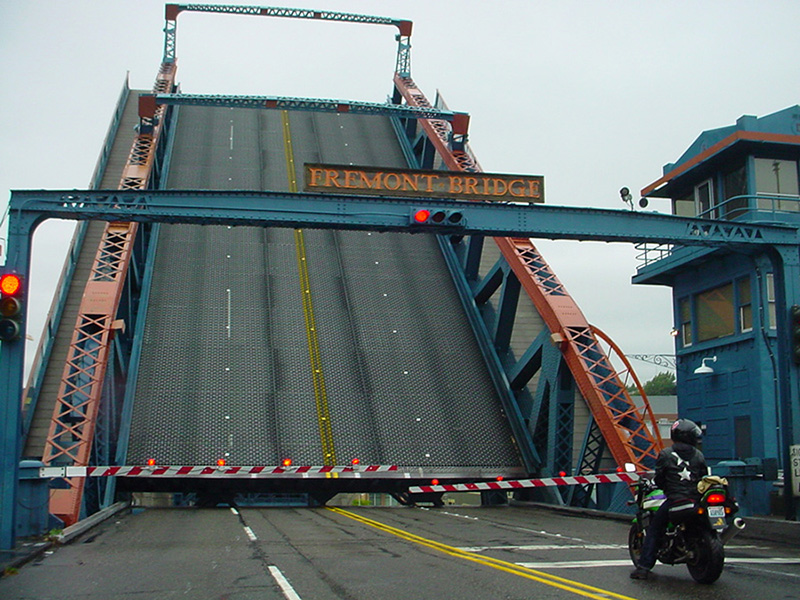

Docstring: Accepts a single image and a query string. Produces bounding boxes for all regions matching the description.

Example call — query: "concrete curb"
[1,501,131,577]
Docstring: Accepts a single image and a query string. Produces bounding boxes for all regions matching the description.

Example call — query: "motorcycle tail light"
[706,492,726,505]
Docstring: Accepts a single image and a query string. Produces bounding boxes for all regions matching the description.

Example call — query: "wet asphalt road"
[1,504,798,599]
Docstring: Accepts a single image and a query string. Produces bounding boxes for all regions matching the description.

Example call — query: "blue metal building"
[635,105,800,514]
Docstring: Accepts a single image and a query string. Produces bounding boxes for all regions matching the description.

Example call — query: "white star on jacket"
[672,452,692,480]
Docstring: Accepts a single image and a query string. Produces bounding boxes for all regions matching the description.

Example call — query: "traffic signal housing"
[0,273,24,343]
[410,208,465,227]
[791,305,800,365]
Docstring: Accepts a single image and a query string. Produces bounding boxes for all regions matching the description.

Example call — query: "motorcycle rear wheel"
[686,530,725,584]
[628,523,644,567]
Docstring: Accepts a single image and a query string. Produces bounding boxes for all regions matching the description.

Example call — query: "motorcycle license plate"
[708,506,726,531]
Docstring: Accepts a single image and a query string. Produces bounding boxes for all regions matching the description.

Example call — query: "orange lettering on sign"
[464,177,479,195]
[508,179,525,197]
[324,169,341,188]
[492,178,508,196]
[308,167,325,187]
[401,173,420,192]
[359,171,383,190]
[528,180,540,198]
[419,173,436,192]
[343,170,359,189]
[449,176,463,194]
[384,172,402,191]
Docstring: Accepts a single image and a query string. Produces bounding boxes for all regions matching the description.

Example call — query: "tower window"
[697,283,735,342]
[737,277,753,333]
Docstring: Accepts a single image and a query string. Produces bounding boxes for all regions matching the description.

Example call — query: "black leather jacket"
[654,441,708,502]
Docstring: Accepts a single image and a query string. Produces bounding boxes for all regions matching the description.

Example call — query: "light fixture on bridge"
[620,187,634,210]
[693,356,717,375]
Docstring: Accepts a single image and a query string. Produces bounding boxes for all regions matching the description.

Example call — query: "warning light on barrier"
[496,476,504,482]
[0,272,23,343]
[216,458,227,467]
[431,479,439,486]
[281,458,292,467]
[351,458,360,466]
[558,471,566,477]
[146,458,157,467]
[410,208,465,227]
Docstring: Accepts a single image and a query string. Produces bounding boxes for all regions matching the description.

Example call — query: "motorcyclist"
[630,418,708,580]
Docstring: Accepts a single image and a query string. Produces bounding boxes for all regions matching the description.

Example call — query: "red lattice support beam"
[43,63,176,526]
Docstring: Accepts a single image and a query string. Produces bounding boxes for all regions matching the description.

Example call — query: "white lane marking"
[441,511,479,521]
[725,558,800,564]
[268,565,303,600]
[230,124,234,150]
[730,563,800,578]
[518,557,800,569]
[519,559,632,569]
[243,526,257,542]
[226,288,231,338]
[229,507,239,516]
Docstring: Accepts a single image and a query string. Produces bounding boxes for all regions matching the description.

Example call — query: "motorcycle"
[627,470,746,584]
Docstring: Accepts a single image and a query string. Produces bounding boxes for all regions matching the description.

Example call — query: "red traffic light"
[0,273,23,342]
[0,273,21,296]
[411,208,464,226]
[413,209,430,223]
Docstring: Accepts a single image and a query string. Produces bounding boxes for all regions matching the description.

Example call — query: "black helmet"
[670,419,702,446]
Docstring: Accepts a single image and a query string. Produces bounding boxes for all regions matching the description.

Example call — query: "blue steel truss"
[174,4,404,26]
[164,4,413,75]
[150,93,457,121]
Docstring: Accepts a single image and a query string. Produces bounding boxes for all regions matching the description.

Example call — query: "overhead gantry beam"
[7,189,798,248]
[163,4,413,75]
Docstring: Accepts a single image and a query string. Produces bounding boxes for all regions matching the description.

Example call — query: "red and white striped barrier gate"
[38,464,399,479]
[408,472,639,494]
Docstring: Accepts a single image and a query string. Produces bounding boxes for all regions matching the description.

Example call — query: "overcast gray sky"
[1,1,799,380]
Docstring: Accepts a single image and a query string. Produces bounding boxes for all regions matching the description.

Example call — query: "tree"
[629,371,677,396]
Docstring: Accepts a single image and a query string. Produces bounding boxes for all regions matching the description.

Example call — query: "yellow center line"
[281,110,336,468]
[327,507,640,600]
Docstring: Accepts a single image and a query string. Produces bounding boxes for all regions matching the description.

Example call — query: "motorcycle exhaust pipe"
[720,517,746,545]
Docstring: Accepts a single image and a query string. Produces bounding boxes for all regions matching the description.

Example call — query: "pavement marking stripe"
[243,526,258,542]
[328,507,639,600]
[268,565,303,600]
[518,557,800,569]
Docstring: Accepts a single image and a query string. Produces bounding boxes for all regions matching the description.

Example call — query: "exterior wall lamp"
[694,355,717,375]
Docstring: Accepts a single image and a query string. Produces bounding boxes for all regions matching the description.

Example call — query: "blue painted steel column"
[0,213,35,550]
[769,245,800,520]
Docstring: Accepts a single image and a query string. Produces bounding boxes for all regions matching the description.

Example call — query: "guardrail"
[636,193,800,269]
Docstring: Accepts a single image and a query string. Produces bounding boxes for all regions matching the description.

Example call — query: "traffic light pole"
[0,215,34,550]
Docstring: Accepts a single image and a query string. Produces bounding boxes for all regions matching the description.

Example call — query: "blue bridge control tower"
[635,105,800,516]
